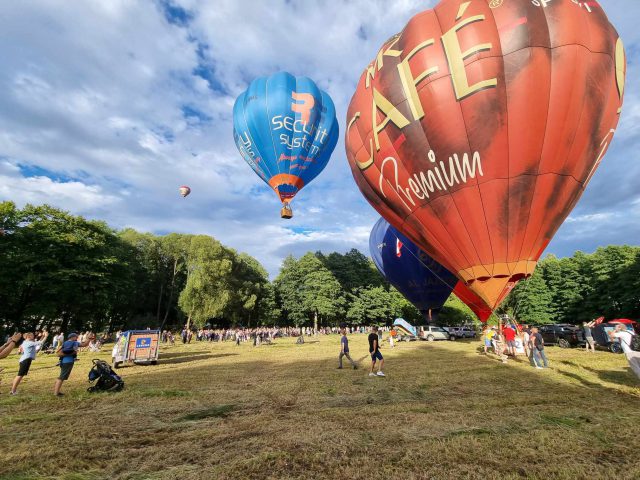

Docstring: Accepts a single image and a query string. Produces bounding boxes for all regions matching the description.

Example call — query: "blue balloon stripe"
[369,218,457,314]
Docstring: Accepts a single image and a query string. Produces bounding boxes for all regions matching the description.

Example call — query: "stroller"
[87,359,125,393]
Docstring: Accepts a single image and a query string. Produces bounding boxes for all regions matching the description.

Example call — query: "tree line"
[500,246,640,324]
[1,202,637,335]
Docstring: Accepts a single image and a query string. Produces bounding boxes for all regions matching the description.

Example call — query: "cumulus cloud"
[0,0,638,277]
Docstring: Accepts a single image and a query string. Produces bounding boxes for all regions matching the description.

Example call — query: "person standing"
[51,331,64,351]
[482,326,492,354]
[337,327,357,370]
[389,328,397,348]
[609,324,640,380]
[10,331,48,395]
[522,326,532,362]
[503,324,517,357]
[583,320,596,353]
[531,327,549,369]
[53,332,94,397]
[368,326,385,377]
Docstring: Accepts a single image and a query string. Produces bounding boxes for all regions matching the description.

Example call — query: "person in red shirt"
[503,324,517,357]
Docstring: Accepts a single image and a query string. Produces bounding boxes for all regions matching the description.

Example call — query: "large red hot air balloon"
[346,0,626,310]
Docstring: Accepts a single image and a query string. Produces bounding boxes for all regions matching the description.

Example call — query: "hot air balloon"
[233,72,339,219]
[179,186,191,198]
[347,0,626,310]
[370,218,492,323]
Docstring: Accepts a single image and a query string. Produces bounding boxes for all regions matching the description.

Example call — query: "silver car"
[419,326,451,341]
[445,326,477,339]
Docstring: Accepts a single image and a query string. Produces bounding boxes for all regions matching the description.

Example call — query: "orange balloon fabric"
[346,0,626,309]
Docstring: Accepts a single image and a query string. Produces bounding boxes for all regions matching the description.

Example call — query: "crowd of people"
[1,320,637,397]
[482,324,549,368]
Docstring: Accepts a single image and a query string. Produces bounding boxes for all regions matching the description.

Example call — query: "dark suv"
[536,324,585,348]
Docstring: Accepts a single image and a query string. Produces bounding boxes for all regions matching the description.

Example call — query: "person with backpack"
[10,331,48,395]
[53,332,95,397]
[609,324,640,380]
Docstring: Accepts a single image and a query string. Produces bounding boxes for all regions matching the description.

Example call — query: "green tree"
[275,253,345,329]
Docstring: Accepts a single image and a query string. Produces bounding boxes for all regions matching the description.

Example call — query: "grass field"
[1,334,639,480]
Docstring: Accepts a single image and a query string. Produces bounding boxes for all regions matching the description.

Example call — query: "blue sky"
[0,0,638,277]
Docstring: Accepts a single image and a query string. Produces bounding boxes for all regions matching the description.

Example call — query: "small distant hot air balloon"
[370,218,492,323]
[347,0,626,310]
[179,186,191,198]
[233,71,339,219]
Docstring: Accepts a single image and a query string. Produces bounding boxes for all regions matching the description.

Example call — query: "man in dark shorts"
[338,326,357,369]
[368,326,385,377]
[54,332,94,397]
[10,331,48,395]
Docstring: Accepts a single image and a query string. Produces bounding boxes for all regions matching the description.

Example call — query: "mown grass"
[0,335,639,480]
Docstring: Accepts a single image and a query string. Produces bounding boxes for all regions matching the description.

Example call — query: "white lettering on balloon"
[378,150,483,211]
[271,114,330,156]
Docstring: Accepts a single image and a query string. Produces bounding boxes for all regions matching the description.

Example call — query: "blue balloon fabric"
[369,217,459,317]
[233,71,339,205]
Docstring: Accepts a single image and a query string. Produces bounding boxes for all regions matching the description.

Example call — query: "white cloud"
[0,0,638,278]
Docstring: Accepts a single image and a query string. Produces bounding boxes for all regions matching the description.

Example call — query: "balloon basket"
[280,204,293,219]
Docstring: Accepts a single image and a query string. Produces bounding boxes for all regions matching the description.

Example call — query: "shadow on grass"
[159,350,211,359]
[558,359,639,388]
[160,352,238,365]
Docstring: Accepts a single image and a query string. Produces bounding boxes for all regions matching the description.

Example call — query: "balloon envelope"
[347,0,625,309]
[233,71,339,208]
[370,218,491,322]
[179,186,191,198]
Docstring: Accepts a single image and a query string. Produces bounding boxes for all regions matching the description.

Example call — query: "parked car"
[419,326,451,341]
[444,326,477,339]
[535,324,585,348]
[592,320,640,354]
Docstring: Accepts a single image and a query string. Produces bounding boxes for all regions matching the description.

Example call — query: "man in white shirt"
[610,324,640,381]
[10,331,48,395]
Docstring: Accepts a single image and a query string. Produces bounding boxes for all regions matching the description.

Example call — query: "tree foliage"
[500,246,640,324]
[2,202,637,335]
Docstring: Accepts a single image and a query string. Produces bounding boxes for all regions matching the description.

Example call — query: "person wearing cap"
[53,331,95,397]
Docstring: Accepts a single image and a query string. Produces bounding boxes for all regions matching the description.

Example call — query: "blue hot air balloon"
[370,218,493,323]
[370,217,458,323]
[233,72,339,219]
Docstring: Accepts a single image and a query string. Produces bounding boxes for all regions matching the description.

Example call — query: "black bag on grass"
[87,359,124,393]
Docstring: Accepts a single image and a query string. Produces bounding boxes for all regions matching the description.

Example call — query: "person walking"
[583,320,596,353]
[10,331,48,395]
[530,327,549,369]
[609,324,640,380]
[338,327,357,370]
[53,332,94,397]
[368,326,385,377]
